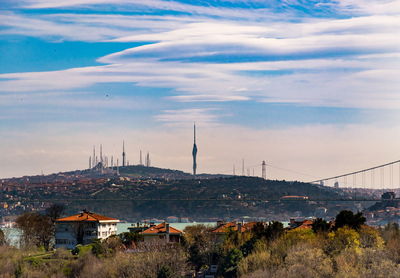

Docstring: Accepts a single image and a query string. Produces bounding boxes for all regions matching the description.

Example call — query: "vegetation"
[4,175,352,221]
[2,211,400,277]
[15,212,54,250]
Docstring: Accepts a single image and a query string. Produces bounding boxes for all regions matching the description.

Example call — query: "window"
[102,232,107,237]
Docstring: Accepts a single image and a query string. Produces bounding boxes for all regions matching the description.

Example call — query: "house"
[212,221,257,234]
[289,218,314,229]
[55,210,119,249]
[211,221,257,241]
[140,222,183,243]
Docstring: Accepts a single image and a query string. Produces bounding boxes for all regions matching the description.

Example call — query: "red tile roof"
[141,222,183,235]
[56,211,119,222]
[212,222,257,233]
[294,219,314,229]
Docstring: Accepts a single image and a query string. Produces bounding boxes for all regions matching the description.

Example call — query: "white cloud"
[336,0,400,15]
[154,108,221,126]
[1,7,399,109]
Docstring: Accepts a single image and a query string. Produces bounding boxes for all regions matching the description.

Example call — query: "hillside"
[62,177,351,221]
[1,168,355,221]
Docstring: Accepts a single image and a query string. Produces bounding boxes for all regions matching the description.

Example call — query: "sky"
[1,0,400,184]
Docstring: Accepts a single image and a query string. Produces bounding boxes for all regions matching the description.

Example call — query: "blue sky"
[1,0,400,182]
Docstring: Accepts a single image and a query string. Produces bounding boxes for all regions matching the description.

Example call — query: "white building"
[55,210,119,249]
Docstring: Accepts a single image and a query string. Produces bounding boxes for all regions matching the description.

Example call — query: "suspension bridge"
[243,159,400,191]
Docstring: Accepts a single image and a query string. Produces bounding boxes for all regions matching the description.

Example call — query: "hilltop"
[1,164,228,183]
[0,166,357,221]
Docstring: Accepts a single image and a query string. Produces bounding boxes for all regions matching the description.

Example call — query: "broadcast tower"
[192,123,198,176]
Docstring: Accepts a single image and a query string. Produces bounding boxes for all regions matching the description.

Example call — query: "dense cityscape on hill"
[0,164,397,225]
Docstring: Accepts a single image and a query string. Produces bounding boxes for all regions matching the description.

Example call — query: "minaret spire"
[92,145,96,167]
[100,144,103,164]
[192,122,198,176]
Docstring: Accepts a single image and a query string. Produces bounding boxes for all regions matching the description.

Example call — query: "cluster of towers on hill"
[87,124,199,176]
[88,141,151,171]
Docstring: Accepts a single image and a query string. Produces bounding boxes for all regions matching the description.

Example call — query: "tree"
[312,218,330,233]
[251,221,284,242]
[118,232,143,248]
[220,248,243,278]
[157,265,173,278]
[264,221,284,241]
[183,225,221,271]
[16,212,54,250]
[45,203,65,221]
[334,210,365,230]
[0,229,6,246]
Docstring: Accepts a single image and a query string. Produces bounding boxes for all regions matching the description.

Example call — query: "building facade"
[55,210,119,249]
[140,222,183,243]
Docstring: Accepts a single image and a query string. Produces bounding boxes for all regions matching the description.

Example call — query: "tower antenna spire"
[122,140,126,167]
[192,122,198,177]
[194,122,196,144]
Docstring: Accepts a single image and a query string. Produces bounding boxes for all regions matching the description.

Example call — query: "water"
[3,228,21,247]
[117,222,217,233]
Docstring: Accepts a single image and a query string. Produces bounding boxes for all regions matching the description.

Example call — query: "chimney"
[165,223,170,243]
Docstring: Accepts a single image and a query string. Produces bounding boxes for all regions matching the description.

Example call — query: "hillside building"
[55,210,119,249]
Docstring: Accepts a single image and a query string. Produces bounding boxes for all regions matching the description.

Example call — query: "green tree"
[312,218,330,233]
[118,232,143,248]
[220,248,243,278]
[334,210,365,230]
[264,221,284,241]
[157,265,173,278]
[183,225,221,271]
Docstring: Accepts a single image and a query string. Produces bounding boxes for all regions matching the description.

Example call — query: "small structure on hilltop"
[55,210,119,249]
[280,195,309,201]
[140,222,183,243]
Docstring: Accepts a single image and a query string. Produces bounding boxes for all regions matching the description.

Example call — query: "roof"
[141,222,183,235]
[56,211,119,222]
[281,195,309,199]
[212,222,257,233]
[290,219,314,230]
